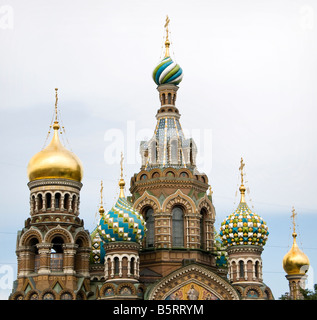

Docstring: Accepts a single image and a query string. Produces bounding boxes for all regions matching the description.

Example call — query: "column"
[36,243,52,274]
[62,244,78,274]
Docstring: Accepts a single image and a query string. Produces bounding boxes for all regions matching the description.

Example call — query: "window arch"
[64,194,70,211]
[45,193,51,210]
[130,257,135,275]
[172,206,184,247]
[200,208,207,250]
[55,193,61,209]
[255,261,259,279]
[170,139,178,164]
[38,194,43,211]
[145,208,154,248]
[71,195,76,212]
[239,260,244,278]
[114,257,119,275]
[50,236,64,272]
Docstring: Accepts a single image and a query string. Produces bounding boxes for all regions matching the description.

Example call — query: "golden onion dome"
[283,232,310,275]
[27,121,83,182]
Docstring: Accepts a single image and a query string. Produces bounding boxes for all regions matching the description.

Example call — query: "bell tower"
[10,89,91,300]
[130,16,216,283]
[283,208,310,300]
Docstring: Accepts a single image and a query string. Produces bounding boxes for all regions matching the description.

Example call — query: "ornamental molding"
[43,224,74,244]
[148,264,240,300]
[227,245,263,255]
[162,189,197,214]
[133,191,161,213]
[19,226,44,247]
[28,179,82,191]
[104,242,140,252]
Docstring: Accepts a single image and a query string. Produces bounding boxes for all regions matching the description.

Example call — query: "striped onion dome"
[152,56,184,86]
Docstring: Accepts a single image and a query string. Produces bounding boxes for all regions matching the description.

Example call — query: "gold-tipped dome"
[283,208,310,275]
[27,89,83,182]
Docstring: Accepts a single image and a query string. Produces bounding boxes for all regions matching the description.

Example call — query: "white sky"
[0,0,316,299]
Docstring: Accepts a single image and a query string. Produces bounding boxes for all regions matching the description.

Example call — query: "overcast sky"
[0,0,316,299]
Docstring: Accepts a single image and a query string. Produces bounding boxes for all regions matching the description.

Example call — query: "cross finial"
[164,15,171,58]
[118,152,125,198]
[291,206,297,236]
[239,157,245,185]
[100,180,104,206]
[54,88,58,122]
[52,88,60,131]
[120,152,124,179]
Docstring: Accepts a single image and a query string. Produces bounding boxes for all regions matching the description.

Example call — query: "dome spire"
[291,206,297,237]
[119,152,125,198]
[99,180,105,217]
[27,88,83,182]
[53,88,60,131]
[164,15,171,58]
[283,207,310,275]
[239,157,246,203]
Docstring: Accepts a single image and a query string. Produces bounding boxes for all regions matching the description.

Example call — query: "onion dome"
[283,208,310,275]
[27,89,83,182]
[152,16,183,86]
[98,156,146,244]
[152,57,183,86]
[219,158,269,247]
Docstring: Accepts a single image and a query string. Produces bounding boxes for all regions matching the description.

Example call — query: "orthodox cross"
[100,180,104,206]
[54,88,58,122]
[120,152,124,179]
[239,157,245,185]
[291,207,297,234]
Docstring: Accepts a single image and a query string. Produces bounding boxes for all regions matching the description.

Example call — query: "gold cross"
[239,157,245,185]
[291,207,297,234]
[54,88,58,121]
[164,15,170,30]
[120,152,124,179]
[100,180,104,206]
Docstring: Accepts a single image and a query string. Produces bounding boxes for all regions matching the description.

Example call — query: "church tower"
[283,208,310,300]
[130,16,216,282]
[219,158,273,299]
[10,89,91,300]
[93,154,146,299]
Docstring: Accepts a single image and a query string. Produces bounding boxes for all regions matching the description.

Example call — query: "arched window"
[172,206,184,247]
[170,139,178,164]
[114,257,119,275]
[45,193,51,209]
[71,195,76,212]
[145,208,154,248]
[31,195,36,214]
[167,93,172,104]
[55,193,61,209]
[38,194,43,211]
[200,208,207,250]
[162,93,166,105]
[130,257,135,275]
[50,236,64,272]
[29,238,39,272]
[239,260,244,278]
[150,141,158,164]
[64,194,70,211]
[255,261,259,278]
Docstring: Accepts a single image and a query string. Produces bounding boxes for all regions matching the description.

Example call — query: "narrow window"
[239,260,244,278]
[114,257,119,274]
[145,208,154,248]
[172,206,184,247]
